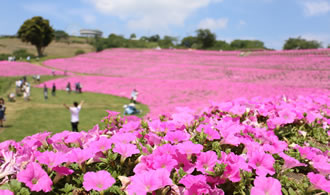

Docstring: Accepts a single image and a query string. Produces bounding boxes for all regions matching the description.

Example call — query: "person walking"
[43,84,48,100]
[0,98,6,128]
[52,83,56,96]
[63,100,84,132]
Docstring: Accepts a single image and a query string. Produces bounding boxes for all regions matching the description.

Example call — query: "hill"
[0,36,95,58]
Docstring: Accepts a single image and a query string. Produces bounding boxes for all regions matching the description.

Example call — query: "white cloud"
[302,0,330,16]
[85,0,223,32]
[198,18,228,30]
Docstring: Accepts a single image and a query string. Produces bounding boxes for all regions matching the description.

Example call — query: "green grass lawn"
[0,76,149,142]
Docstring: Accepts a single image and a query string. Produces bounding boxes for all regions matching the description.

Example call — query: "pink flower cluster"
[38,48,329,117]
[0,61,55,76]
[0,94,329,194]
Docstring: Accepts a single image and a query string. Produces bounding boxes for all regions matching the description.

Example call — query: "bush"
[12,49,35,59]
[0,95,328,194]
[75,49,85,56]
[0,53,10,61]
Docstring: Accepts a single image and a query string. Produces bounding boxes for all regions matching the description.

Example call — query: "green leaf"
[9,179,22,192]
[288,188,296,195]
[17,188,30,195]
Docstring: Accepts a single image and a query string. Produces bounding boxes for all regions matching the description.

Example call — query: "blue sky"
[1,0,330,49]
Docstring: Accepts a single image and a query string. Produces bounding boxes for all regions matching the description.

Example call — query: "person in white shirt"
[64,100,84,132]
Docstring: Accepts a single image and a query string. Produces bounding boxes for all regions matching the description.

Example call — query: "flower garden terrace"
[0,94,329,194]
[38,48,330,118]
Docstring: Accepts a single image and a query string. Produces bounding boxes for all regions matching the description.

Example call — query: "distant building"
[79,29,103,38]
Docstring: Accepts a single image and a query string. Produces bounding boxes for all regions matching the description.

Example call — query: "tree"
[196,29,216,49]
[54,30,69,42]
[158,36,177,48]
[328,44,330,48]
[283,37,322,50]
[181,36,198,48]
[230,40,265,50]
[17,16,54,57]
[148,34,160,42]
[130,33,137,39]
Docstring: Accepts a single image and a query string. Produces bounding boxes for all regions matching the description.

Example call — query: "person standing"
[130,89,138,103]
[43,84,48,100]
[52,83,56,96]
[66,82,71,94]
[0,98,6,128]
[63,101,84,132]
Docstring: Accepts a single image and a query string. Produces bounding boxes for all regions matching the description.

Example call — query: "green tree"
[181,36,198,48]
[17,16,54,57]
[283,37,322,50]
[148,34,160,42]
[230,40,265,50]
[108,33,126,48]
[159,36,177,48]
[212,40,231,50]
[130,33,137,39]
[54,30,69,42]
[327,44,330,48]
[196,29,216,49]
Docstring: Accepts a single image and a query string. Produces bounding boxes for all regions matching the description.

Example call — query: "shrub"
[75,49,85,56]
[12,49,35,59]
[0,53,10,61]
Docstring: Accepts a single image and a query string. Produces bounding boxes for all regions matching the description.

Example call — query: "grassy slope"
[0,76,149,141]
[0,37,94,58]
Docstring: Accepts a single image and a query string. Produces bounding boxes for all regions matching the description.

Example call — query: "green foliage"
[17,16,55,57]
[54,30,69,42]
[147,34,160,42]
[283,37,322,50]
[13,49,35,59]
[196,29,216,49]
[181,36,198,48]
[75,49,85,56]
[130,33,137,39]
[230,39,265,50]
[0,53,10,61]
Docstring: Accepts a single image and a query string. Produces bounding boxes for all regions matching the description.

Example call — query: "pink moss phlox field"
[0,61,56,76]
[39,48,330,117]
[0,94,329,194]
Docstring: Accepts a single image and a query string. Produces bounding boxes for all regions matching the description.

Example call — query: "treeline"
[92,29,268,52]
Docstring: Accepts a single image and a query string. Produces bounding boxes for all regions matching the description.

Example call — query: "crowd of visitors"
[2,75,142,131]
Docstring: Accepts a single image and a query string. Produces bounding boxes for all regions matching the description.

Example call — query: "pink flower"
[113,143,140,158]
[279,152,306,170]
[152,154,177,172]
[185,182,224,195]
[17,162,53,192]
[176,141,203,156]
[67,148,94,165]
[196,151,218,173]
[251,176,282,195]
[248,150,275,176]
[278,109,296,124]
[36,151,67,169]
[110,132,136,144]
[83,170,115,192]
[52,166,74,176]
[307,172,330,193]
[0,189,14,195]
[164,131,190,144]
[89,137,113,153]
[180,174,206,188]
[127,169,172,195]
